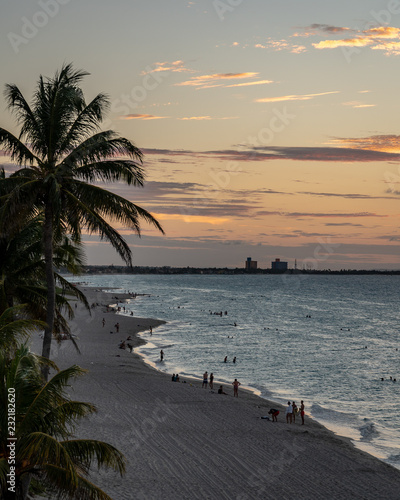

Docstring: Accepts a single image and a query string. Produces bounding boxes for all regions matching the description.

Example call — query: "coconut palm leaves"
[0,307,45,359]
[0,346,125,499]
[0,64,163,370]
[0,213,88,340]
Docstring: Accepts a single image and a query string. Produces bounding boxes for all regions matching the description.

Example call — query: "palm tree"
[0,209,88,342]
[0,64,163,376]
[0,345,125,500]
[0,306,45,359]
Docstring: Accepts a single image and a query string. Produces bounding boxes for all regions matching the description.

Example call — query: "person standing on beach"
[300,400,305,425]
[160,350,164,362]
[209,373,214,389]
[102,318,105,327]
[232,378,240,397]
[286,401,293,423]
[115,322,120,333]
[202,371,208,388]
[292,401,297,423]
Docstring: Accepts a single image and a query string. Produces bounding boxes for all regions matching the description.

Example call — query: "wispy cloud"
[256,211,387,219]
[141,60,194,74]
[225,79,273,88]
[293,24,353,37]
[143,145,400,163]
[153,213,230,225]
[254,38,306,53]
[119,114,168,120]
[175,72,265,90]
[255,90,339,103]
[342,101,375,108]
[179,116,212,120]
[299,191,397,200]
[178,116,238,120]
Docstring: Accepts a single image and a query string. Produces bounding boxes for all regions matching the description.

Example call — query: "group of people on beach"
[285,400,305,424]
[202,371,241,397]
[268,401,305,424]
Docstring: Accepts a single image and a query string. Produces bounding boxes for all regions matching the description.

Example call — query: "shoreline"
[31,286,400,499]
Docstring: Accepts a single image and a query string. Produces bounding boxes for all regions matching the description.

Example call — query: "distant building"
[271,258,288,271]
[245,257,257,271]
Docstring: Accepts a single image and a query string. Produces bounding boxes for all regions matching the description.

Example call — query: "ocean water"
[69,273,400,469]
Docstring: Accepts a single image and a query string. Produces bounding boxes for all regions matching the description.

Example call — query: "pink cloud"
[255,91,339,103]
[119,114,168,120]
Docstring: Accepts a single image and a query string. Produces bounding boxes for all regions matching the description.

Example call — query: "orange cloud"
[311,26,400,55]
[364,26,400,38]
[153,213,229,225]
[255,91,339,103]
[313,37,374,49]
[372,42,400,55]
[342,101,375,108]
[225,79,273,88]
[141,61,193,75]
[332,135,400,153]
[175,72,261,89]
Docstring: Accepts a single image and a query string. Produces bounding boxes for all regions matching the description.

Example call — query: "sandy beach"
[31,286,400,500]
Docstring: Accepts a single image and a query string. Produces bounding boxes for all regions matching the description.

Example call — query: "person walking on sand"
[209,373,214,390]
[300,400,305,425]
[160,350,164,362]
[115,322,120,333]
[202,371,208,388]
[232,378,241,397]
[286,401,293,424]
[102,318,105,327]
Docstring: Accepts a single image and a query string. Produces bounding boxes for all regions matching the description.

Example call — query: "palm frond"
[21,365,87,432]
[61,439,125,476]
[58,92,110,152]
[43,463,115,500]
[0,127,38,166]
[68,181,164,234]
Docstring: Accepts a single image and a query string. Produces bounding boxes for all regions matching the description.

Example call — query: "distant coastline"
[70,265,400,275]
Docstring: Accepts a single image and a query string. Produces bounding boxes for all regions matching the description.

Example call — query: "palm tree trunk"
[41,204,55,380]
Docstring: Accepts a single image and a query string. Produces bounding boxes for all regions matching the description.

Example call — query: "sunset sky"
[2,0,400,269]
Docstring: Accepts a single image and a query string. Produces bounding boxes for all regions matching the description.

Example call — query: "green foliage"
[0,346,125,499]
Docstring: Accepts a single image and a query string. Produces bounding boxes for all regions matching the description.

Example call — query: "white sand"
[31,287,400,500]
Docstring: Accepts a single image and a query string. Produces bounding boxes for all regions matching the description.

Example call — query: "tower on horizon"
[245,257,257,271]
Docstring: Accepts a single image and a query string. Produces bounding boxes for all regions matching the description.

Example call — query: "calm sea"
[68,274,400,469]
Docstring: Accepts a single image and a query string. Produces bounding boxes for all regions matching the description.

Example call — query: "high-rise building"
[271,258,288,271]
[245,257,257,270]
